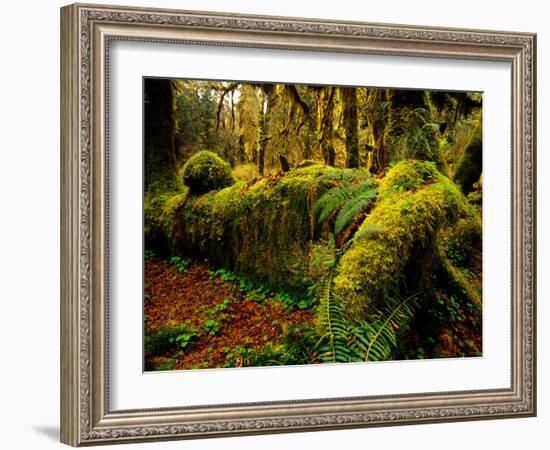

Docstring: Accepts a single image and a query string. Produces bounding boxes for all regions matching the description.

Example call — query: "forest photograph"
[143,77,483,372]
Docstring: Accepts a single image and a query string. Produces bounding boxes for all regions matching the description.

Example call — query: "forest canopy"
[143,77,483,371]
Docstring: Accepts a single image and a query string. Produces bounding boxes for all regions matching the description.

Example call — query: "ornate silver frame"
[60,3,536,446]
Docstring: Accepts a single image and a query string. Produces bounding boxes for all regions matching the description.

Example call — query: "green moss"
[379,159,439,195]
[332,160,469,320]
[453,122,482,194]
[181,150,235,195]
[296,159,325,168]
[442,214,482,268]
[174,165,367,292]
[232,163,259,182]
[143,165,187,255]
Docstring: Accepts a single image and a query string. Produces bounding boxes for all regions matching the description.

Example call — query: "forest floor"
[144,259,313,371]
[144,249,482,371]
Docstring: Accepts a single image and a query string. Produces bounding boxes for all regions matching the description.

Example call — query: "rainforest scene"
[143,77,483,371]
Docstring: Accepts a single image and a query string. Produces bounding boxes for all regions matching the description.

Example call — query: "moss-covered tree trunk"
[257,88,267,176]
[318,87,336,166]
[143,78,179,255]
[332,160,479,321]
[341,87,360,168]
[364,89,391,174]
[144,78,177,188]
[453,121,482,194]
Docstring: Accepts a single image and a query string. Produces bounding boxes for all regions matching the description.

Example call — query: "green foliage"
[144,323,197,356]
[379,159,438,194]
[296,159,324,168]
[204,319,221,336]
[204,297,231,317]
[313,172,376,234]
[316,267,419,363]
[174,84,220,151]
[167,255,192,273]
[171,330,197,350]
[210,268,315,309]
[181,150,235,195]
[222,323,320,368]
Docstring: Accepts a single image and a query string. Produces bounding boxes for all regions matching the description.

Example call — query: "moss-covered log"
[172,164,351,292]
[332,160,476,320]
[151,158,479,326]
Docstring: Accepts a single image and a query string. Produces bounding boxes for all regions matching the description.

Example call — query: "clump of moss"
[332,160,469,320]
[181,150,235,195]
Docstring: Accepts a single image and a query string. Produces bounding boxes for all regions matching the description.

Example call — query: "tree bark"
[257,88,268,176]
[318,87,336,166]
[144,78,176,187]
[341,87,360,168]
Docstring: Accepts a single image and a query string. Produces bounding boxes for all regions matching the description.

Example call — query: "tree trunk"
[144,78,176,188]
[341,87,360,168]
[453,121,482,194]
[257,88,267,176]
[318,87,336,166]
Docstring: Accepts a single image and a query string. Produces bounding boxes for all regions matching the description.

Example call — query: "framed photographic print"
[60,3,536,446]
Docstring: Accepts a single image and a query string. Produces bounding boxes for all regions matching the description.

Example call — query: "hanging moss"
[332,160,470,320]
[181,150,235,195]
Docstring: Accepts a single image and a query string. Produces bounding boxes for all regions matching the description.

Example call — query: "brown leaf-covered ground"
[144,259,313,371]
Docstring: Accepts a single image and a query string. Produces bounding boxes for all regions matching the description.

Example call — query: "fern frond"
[333,186,377,234]
[313,181,377,228]
[351,293,419,362]
[316,273,355,363]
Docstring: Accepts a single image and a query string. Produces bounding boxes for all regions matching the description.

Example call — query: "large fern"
[312,173,377,236]
[316,254,419,363]
[316,274,355,363]
[351,294,418,361]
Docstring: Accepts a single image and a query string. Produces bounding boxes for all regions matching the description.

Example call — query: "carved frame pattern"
[60,3,536,446]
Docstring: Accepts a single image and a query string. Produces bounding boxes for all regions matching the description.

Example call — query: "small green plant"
[205,297,231,317]
[144,323,197,357]
[170,329,197,349]
[144,249,156,260]
[274,291,316,310]
[158,359,177,371]
[168,255,191,273]
[204,319,221,336]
